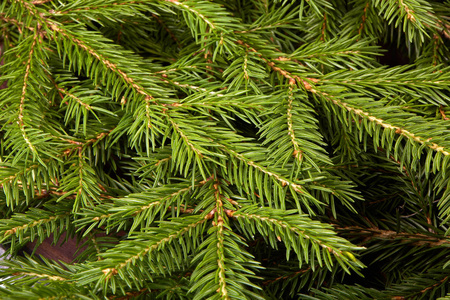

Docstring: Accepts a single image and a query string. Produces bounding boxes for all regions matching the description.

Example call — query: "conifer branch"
[0,14,34,33]
[18,33,38,156]
[223,147,304,194]
[165,0,216,30]
[50,0,146,15]
[311,86,450,158]
[2,213,68,238]
[233,209,363,268]
[2,0,450,298]
[77,215,208,290]
[167,116,205,158]
[373,0,437,41]
[101,181,209,233]
[189,182,262,299]
[286,86,303,164]
[11,271,66,281]
[47,22,157,102]
[57,87,92,111]
[214,191,229,299]
[31,0,52,4]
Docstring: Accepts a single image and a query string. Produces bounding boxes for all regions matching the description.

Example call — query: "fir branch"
[57,150,102,210]
[213,185,229,299]
[286,86,303,164]
[76,215,208,291]
[233,207,364,271]
[31,0,53,5]
[57,86,92,111]
[319,66,450,105]
[49,0,150,16]
[0,282,92,300]
[0,13,35,33]
[0,207,71,245]
[372,0,438,42]
[310,85,450,160]
[48,22,156,100]
[189,181,262,300]
[18,32,39,158]
[95,181,209,233]
[165,0,216,30]
[7,0,43,25]
[224,147,305,194]
[3,0,450,298]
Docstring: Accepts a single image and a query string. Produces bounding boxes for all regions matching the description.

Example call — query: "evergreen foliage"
[1,0,450,299]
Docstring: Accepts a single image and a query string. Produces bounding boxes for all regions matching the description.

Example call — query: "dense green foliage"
[1,0,450,299]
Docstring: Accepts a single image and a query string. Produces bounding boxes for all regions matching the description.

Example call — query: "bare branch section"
[337,226,450,247]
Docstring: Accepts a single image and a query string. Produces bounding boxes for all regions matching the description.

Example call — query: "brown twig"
[262,268,311,286]
[336,225,449,247]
